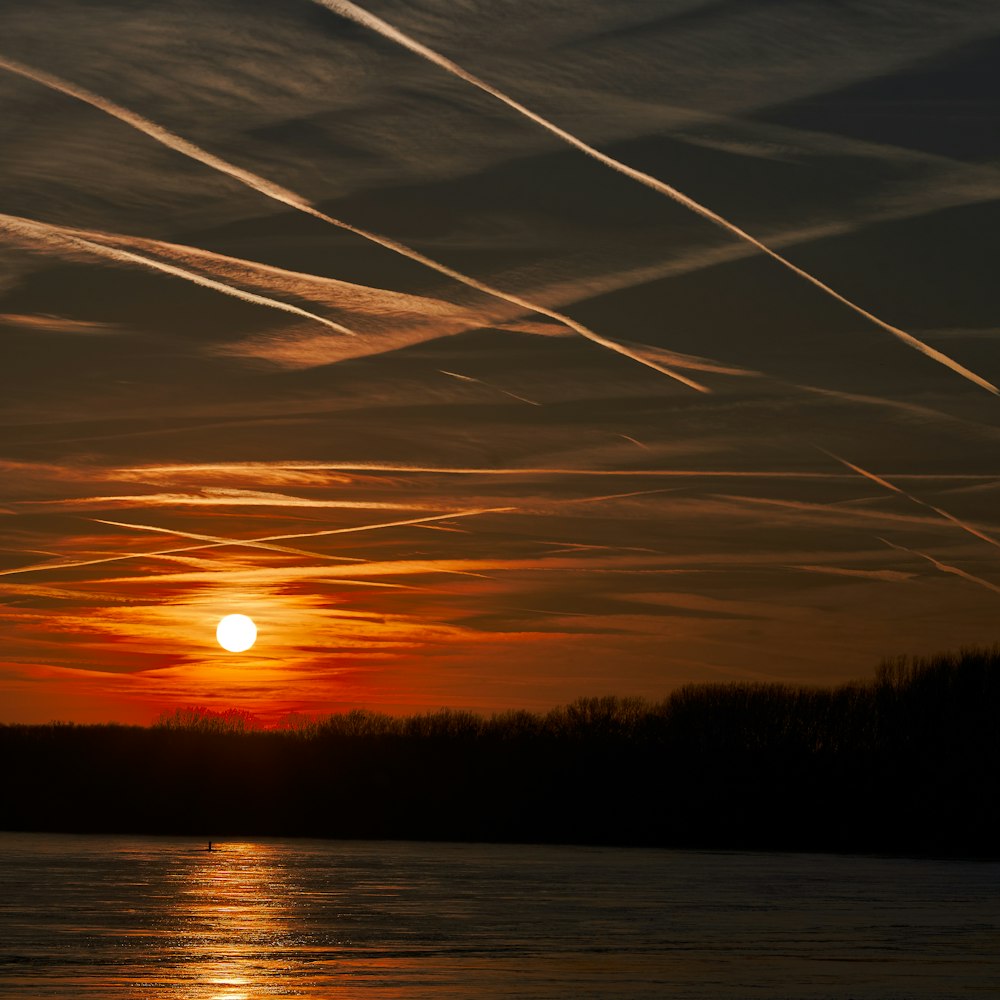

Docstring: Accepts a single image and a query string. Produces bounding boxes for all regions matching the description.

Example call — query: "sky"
[1,0,999,724]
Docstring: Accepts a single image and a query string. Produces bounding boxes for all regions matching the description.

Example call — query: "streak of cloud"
[557,487,680,506]
[88,552,689,587]
[94,515,500,579]
[117,460,996,483]
[0,508,510,580]
[260,507,515,542]
[0,213,355,336]
[618,435,649,450]
[0,313,121,335]
[621,344,761,378]
[87,227,505,358]
[789,564,914,583]
[825,451,1000,554]
[713,493,951,530]
[314,0,998,395]
[16,489,447,513]
[878,537,1000,597]
[792,384,1000,435]
[439,370,541,405]
[0,54,706,391]
[0,547,222,580]
[90,517,370,565]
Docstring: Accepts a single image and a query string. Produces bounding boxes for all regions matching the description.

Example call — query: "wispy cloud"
[712,492,953,531]
[825,451,1000,554]
[0,53,706,390]
[87,551,689,588]
[0,507,512,581]
[439,369,541,405]
[115,460,997,483]
[314,0,998,395]
[791,384,1000,435]
[878,537,1000,597]
[0,212,354,335]
[0,313,122,335]
[790,564,914,583]
[15,488,446,513]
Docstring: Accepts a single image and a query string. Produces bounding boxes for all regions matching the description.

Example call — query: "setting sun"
[216,614,257,653]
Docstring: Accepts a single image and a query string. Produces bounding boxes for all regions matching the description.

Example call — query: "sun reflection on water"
[6,835,997,999]
[167,842,301,1000]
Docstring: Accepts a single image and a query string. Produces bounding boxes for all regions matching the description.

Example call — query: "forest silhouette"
[3,646,999,854]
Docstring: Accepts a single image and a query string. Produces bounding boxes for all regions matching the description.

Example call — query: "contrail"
[121,460,995,482]
[0,55,314,209]
[0,507,509,580]
[618,435,650,450]
[556,487,680,505]
[259,506,515,542]
[19,490,440,512]
[94,514,502,579]
[0,213,354,335]
[878,537,1000,597]
[712,492,940,529]
[0,547,214,578]
[824,450,1000,554]
[96,507,513,546]
[0,54,705,391]
[91,517,367,563]
[439,369,541,405]
[312,0,998,396]
[0,527,364,580]
[790,564,914,583]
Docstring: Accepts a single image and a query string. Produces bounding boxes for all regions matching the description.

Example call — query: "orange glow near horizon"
[2,475,1000,726]
[1,2,997,726]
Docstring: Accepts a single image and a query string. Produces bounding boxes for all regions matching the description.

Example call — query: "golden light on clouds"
[0,0,998,725]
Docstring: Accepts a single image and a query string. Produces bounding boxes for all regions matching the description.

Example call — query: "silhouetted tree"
[3,645,998,854]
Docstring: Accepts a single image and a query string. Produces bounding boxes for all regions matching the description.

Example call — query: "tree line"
[2,646,999,854]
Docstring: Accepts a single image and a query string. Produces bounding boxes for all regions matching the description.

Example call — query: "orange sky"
[1,0,999,724]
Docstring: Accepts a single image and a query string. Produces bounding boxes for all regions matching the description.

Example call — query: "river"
[0,833,997,997]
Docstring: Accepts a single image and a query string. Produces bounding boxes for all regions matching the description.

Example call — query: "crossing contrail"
[94,514,504,579]
[0,213,354,335]
[0,508,510,579]
[0,54,706,391]
[878,537,1000,597]
[311,0,998,396]
[825,451,1000,554]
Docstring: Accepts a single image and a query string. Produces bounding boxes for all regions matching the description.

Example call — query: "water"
[0,834,998,998]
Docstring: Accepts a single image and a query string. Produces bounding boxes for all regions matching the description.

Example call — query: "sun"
[216,614,257,653]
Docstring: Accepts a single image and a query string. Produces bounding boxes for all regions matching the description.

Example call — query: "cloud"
[878,537,1000,597]
[15,488,447,513]
[439,369,541,405]
[0,212,354,335]
[114,460,856,480]
[0,507,512,581]
[825,451,1000,553]
[314,0,998,395]
[789,564,915,583]
[112,459,998,487]
[0,53,706,390]
[712,493,951,531]
[0,312,122,335]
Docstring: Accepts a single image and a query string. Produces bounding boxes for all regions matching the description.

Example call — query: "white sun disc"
[216,614,257,652]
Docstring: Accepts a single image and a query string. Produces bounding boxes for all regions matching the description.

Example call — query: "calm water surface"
[0,833,997,998]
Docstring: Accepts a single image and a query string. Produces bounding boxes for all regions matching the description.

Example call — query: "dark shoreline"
[3,647,999,857]
[2,828,997,865]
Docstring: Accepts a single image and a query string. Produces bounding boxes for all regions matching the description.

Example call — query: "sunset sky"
[2,0,999,724]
